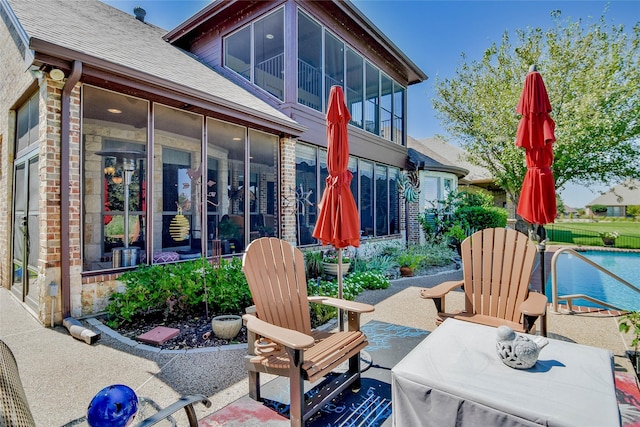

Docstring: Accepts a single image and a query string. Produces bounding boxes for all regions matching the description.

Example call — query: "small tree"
[433,10,640,211]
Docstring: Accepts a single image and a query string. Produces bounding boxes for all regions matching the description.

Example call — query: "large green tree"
[433,10,640,209]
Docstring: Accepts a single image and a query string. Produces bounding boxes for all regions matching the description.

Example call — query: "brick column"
[280,136,297,245]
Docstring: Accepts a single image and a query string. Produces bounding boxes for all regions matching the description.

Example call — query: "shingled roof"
[586,180,640,207]
[407,137,492,184]
[5,0,304,134]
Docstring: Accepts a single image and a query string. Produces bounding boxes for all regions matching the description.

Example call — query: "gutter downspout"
[61,60,82,317]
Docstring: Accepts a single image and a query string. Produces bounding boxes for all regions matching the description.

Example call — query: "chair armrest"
[520,291,547,316]
[136,395,212,427]
[419,280,464,299]
[307,296,374,313]
[242,315,315,349]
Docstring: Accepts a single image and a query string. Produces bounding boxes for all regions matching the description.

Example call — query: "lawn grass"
[551,221,640,237]
[546,220,640,248]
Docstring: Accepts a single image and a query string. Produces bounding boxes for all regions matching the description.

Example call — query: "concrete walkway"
[1,268,636,426]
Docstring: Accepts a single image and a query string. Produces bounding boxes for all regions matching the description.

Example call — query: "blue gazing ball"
[86,384,138,427]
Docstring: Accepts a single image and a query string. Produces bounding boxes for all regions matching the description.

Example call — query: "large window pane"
[389,167,400,234]
[82,86,148,271]
[380,74,393,141]
[365,62,379,135]
[154,105,203,260]
[16,92,39,153]
[225,26,251,80]
[249,129,278,241]
[360,161,373,237]
[325,32,344,106]
[319,149,328,192]
[348,157,358,205]
[295,144,317,246]
[375,165,388,236]
[254,9,284,100]
[206,118,246,254]
[346,48,363,128]
[393,82,405,144]
[298,10,322,111]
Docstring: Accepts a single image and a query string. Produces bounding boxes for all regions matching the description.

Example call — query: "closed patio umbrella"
[313,86,360,330]
[515,65,556,337]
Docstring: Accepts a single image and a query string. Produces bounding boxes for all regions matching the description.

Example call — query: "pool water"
[545,251,640,311]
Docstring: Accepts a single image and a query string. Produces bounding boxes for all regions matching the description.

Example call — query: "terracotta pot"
[400,266,414,277]
[211,315,242,340]
[323,262,350,276]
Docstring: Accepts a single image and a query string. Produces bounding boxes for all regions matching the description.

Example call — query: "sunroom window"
[224,8,284,101]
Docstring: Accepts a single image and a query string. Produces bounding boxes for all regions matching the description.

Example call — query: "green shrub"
[105,258,251,328]
[456,206,507,230]
[357,254,396,277]
[413,241,456,267]
[204,257,252,314]
[307,277,363,327]
[345,271,390,290]
[304,250,324,278]
[419,190,508,244]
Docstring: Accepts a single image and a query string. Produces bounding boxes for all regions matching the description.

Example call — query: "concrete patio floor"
[1,268,636,426]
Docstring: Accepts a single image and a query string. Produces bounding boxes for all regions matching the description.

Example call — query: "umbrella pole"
[537,226,548,337]
[338,249,344,331]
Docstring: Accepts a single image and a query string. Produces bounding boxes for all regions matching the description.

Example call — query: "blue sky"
[101,0,639,207]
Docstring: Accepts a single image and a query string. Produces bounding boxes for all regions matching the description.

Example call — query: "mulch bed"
[110,312,248,351]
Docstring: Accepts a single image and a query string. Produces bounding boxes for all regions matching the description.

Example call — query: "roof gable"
[5,0,303,133]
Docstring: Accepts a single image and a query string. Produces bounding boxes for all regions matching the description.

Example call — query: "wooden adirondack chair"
[420,228,547,333]
[242,237,374,426]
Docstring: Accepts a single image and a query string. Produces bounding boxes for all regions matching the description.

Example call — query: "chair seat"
[249,330,367,383]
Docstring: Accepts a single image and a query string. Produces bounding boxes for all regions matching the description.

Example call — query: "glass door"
[12,153,39,310]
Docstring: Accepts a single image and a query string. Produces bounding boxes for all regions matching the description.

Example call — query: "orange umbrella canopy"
[516,71,557,226]
[313,86,360,249]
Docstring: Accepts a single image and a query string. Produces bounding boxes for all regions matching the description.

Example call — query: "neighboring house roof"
[408,137,493,185]
[4,0,305,135]
[406,136,468,178]
[586,180,640,207]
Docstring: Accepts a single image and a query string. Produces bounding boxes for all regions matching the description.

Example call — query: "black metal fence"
[546,225,640,249]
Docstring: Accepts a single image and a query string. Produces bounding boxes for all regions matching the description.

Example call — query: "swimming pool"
[545,250,640,311]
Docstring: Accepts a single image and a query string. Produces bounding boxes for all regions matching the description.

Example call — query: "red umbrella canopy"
[516,71,557,226]
[313,86,360,249]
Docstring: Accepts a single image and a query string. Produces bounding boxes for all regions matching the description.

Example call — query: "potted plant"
[619,311,640,375]
[396,252,425,277]
[322,249,351,276]
[599,231,619,247]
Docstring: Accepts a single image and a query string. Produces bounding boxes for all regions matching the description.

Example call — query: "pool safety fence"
[546,226,640,250]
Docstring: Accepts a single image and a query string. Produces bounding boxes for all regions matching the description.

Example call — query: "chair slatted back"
[243,237,312,335]
[460,228,537,324]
